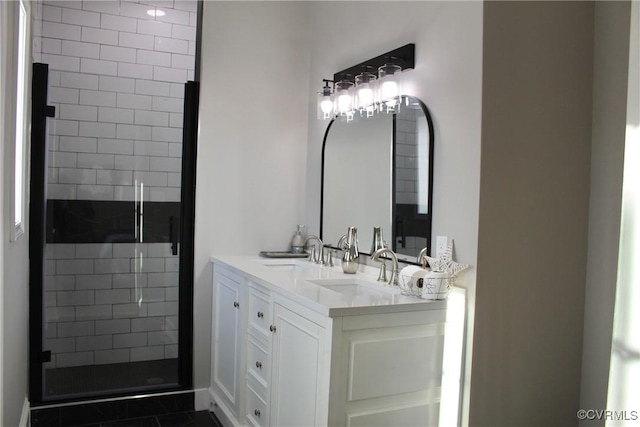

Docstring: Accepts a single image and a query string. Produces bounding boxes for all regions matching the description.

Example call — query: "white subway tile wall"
[44,243,179,368]
[44,0,196,203]
[42,0,195,368]
[395,109,419,206]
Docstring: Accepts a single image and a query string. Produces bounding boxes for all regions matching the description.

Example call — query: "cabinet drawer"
[246,384,268,427]
[247,337,269,386]
[248,285,272,335]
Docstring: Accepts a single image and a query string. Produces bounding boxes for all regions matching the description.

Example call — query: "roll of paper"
[399,266,429,295]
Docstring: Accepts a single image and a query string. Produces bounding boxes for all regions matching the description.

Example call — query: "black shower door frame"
[28,62,199,405]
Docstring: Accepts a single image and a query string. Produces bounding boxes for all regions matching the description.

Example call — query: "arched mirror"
[320,95,434,263]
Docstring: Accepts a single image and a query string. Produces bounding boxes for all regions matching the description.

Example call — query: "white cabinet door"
[212,270,244,418]
[269,303,323,427]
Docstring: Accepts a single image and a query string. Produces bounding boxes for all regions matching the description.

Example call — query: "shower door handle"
[40,350,51,363]
[43,105,55,117]
[170,216,178,255]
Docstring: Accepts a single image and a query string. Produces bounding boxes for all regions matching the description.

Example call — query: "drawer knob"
[233,301,239,308]
[257,311,264,319]
[256,361,262,369]
[269,325,276,333]
[254,409,261,418]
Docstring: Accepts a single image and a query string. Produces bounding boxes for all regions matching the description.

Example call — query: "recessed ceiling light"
[147,9,165,17]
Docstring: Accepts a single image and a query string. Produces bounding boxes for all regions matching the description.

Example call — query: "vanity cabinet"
[210,258,456,427]
[244,282,329,427]
[212,267,329,427]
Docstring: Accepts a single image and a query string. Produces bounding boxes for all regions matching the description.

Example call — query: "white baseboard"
[19,397,29,427]
[195,387,213,411]
[208,388,238,427]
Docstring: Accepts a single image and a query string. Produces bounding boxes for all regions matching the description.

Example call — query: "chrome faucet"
[304,235,324,265]
[337,234,348,250]
[324,246,336,267]
[371,247,399,286]
[418,247,429,268]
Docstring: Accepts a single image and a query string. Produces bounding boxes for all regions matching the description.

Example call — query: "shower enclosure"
[28,0,199,403]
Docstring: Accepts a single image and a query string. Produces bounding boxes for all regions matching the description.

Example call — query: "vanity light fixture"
[317,44,415,122]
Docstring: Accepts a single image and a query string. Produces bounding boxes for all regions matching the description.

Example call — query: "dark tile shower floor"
[77,410,222,427]
[31,392,223,427]
[45,359,178,397]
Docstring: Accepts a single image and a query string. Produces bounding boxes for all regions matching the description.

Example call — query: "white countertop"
[211,255,449,317]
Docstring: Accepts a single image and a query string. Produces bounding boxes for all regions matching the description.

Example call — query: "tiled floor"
[75,410,222,427]
[30,392,202,427]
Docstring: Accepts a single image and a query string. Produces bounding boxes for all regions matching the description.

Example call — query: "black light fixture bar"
[333,43,415,82]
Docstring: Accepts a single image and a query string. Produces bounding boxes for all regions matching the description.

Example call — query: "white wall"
[194,1,311,390]
[304,2,483,421]
[580,2,631,423]
[1,1,30,425]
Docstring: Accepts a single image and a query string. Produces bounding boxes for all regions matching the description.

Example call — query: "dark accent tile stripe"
[46,200,181,244]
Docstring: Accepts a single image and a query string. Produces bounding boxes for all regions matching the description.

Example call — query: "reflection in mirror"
[321,114,393,251]
[320,96,434,263]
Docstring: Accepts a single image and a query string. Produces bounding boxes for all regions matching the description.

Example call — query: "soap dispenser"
[290,225,306,254]
[341,226,360,274]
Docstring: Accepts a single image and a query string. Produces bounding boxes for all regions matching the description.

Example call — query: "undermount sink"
[308,279,392,297]
[261,260,312,271]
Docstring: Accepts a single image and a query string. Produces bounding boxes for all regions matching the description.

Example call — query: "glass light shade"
[317,84,334,120]
[378,64,402,113]
[320,98,334,114]
[380,80,399,100]
[334,80,355,116]
[355,72,377,117]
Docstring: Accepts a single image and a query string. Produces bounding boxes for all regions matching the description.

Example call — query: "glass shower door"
[30,0,198,401]
[43,187,181,398]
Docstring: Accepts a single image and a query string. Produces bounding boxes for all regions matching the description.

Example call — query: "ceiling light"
[147,8,165,17]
